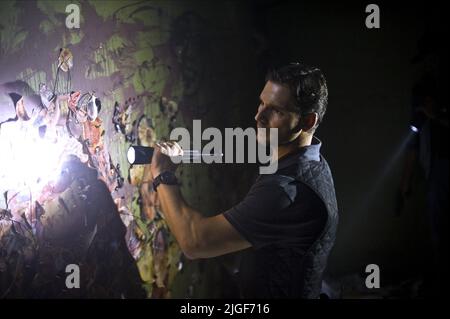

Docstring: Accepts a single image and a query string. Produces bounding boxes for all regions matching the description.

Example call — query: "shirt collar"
[276,136,322,170]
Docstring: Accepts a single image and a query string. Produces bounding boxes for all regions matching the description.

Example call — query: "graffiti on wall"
[0,0,202,298]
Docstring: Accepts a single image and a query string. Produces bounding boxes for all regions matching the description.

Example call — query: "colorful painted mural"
[0,0,260,298]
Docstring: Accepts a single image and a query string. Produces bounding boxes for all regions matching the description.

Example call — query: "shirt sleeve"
[223,175,296,249]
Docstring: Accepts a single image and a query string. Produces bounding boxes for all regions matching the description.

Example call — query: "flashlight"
[409,110,427,134]
[409,125,419,133]
[127,146,154,165]
[127,145,223,165]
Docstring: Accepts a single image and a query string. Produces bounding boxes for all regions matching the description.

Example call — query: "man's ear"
[299,113,318,132]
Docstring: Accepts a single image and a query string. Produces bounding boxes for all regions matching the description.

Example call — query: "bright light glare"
[0,121,82,195]
[410,125,419,133]
[127,146,135,164]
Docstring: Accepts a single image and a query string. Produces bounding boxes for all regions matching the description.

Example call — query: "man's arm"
[151,143,251,259]
[156,184,251,259]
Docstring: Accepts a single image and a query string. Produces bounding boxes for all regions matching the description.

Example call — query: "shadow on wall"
[0,156,145,298]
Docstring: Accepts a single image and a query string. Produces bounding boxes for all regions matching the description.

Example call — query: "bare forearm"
[149,142,250,260]
[156,184,203,255]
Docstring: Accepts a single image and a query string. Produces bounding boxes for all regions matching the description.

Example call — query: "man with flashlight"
[150,63,338,298]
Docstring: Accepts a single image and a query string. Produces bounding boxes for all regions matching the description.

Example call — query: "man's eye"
[274,109,283,115]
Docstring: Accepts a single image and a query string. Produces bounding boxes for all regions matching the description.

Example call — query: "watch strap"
[152,171,178,192]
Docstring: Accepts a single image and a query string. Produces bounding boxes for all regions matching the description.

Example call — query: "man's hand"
[150,141,183,177]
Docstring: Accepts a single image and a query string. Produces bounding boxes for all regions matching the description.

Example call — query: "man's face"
[255,81,301,145]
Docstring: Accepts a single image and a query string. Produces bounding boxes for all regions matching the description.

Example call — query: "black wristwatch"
[153,171,178,192]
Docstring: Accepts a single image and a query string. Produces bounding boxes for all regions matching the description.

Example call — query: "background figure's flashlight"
[409,109,427,134]
[409,125,419,133]
[127,145,223,165]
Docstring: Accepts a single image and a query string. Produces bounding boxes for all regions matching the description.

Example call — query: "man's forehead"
[260,81,296,110]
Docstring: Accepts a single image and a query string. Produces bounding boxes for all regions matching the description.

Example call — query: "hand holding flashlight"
[150,141,182,177]
[127,143,223,165]
[127,142,223,178]
[156,141,184,157]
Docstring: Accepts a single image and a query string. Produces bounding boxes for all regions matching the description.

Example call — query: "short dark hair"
[266,62,328,130]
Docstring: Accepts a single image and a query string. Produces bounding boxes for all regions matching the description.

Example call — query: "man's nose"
[255,105,267,124]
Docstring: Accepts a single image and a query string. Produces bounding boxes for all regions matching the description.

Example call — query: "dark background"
[0,0,447,298]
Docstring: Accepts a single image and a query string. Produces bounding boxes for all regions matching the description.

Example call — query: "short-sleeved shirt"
[223,137,328,298]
